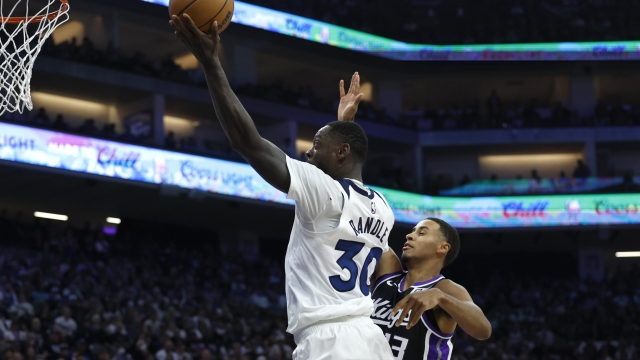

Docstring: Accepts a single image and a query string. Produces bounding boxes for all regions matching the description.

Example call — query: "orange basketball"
[169,0,234,33]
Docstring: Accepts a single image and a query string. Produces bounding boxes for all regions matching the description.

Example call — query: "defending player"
[370,218,491,359]
[170,17,394,360]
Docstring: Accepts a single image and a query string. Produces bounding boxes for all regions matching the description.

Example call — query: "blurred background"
[0,0,639,359]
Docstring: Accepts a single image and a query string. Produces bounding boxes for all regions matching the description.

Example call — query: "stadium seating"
[0,215,638,360]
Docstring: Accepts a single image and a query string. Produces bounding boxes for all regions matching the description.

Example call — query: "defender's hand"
[338,72,364,122]
[391,289,444,330]
[170,15,220,67]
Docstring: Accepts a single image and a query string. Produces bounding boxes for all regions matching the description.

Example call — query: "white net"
[0,0,69,116]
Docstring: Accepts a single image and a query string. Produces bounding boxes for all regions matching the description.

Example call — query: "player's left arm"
[434,280,491,340]
[391,279,491,340]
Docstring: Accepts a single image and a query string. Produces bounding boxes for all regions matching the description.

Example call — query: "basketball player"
[370,218,491,359]
[170,17,395,360]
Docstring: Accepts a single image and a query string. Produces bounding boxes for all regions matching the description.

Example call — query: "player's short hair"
[427,217,460,267]
[326,121,368,163]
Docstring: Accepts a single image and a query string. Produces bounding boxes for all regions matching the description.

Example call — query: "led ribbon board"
[2,122,640,228]
[144,0,640,61]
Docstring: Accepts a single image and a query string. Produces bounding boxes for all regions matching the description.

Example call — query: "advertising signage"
[142,0,640,61]
[374,187,640,228]
[2,122,640,228]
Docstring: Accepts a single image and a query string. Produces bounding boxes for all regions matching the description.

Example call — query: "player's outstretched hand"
[391,288,444,330]
[170,15,220,67]
[338,72,364,122]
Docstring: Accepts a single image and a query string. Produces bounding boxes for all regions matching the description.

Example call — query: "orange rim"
[1,0,69,24]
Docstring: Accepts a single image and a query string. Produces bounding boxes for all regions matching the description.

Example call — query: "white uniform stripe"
[445,339,453,360]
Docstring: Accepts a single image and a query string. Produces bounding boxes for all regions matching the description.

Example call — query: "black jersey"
[371,271,454,360]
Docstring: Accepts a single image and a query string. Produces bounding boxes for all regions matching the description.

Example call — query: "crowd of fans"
[244,0,640,45]
[449,259,640,360]
[412,95,640,131]
[0,213,638,360]
[0,213,293,360]
[39,37,640,132]
[40,37,399,129]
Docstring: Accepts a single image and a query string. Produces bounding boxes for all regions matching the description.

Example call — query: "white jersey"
[285,157,395,336]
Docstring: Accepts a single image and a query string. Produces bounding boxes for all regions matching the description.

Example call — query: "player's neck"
[335,170,363,183]
[330,163,363,183]
[403,261,442,291]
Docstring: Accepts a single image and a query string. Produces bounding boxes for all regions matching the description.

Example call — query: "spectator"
[78,119,99,135]
[573,159,591,179]
[52,114,68,130]
[156,340,178,360]
[165,132,177,149]
[32,108,50,126]
[54,307,77,338]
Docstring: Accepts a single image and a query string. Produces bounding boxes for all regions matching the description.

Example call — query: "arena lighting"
[106,217,122,224]
[615,252,640,258]
[34,212,68,221]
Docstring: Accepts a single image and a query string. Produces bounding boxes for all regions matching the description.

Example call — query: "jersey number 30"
[329,240,383,296]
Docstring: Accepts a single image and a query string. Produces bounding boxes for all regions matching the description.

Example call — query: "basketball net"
[0,0,69,116]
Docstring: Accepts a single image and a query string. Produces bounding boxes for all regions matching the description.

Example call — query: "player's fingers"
[394,308,406,327]
[170,16,186,34]
[353,93,364,106]
[354,72,360,91]
[348,72,357,94]
[172,28,191,45]
[181,14,201,36]
[391,298,408,317]
[339,80,345,98]
[210,21,220,40]
[407,305,425,330]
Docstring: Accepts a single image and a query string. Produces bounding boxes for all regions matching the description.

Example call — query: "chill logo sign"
[502,200,549,218]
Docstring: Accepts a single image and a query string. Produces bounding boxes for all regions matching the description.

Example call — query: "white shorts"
[292,316,394,360]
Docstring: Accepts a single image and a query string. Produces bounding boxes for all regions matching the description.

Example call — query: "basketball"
[169,0,234,33]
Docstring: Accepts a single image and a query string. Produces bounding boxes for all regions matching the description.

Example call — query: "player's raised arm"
[170,15,290,193]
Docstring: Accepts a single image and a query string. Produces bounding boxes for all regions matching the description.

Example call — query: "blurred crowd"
[450,262,640,360]
[0,214,638,360]
[411,91,640,131]
[39,38,640,132]
[0,213,293,360]
[244,0,640,45]
[40,36,402,128]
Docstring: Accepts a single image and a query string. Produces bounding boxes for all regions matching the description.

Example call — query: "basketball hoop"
[0,0,70,116]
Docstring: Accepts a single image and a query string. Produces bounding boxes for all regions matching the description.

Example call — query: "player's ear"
[438,242,451,255]
[337,143,350,160]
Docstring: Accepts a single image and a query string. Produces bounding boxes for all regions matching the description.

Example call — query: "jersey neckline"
[399,272,445,292]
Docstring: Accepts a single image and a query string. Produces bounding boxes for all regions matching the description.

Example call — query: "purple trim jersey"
[371,272,454,360]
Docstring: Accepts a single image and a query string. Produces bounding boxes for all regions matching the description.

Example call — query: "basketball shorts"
[292,316,394,360]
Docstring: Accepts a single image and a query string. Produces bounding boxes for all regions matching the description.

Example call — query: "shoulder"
[286,157,328,178]
[435,279,473,302]
[285,157,342,192]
